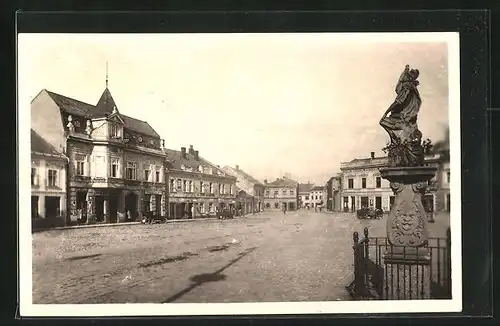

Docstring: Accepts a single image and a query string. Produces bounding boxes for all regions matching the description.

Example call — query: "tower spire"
[105,62,109,89]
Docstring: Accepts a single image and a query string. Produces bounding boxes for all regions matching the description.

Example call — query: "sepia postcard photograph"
[18,32,461,316]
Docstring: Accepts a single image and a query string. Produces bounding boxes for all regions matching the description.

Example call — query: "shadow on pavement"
[138,252,199,268]
[65,253,102,261]
[162,246,258,303]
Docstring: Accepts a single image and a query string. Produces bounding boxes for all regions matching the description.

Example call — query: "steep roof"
[266,178,298,188]
[44,89,160,138]
[31,129,66,158]
[46,90,95,117]
[121,114,160,138]
[298,183,315,193]
[94,88,118,117]
[223,166,264,186]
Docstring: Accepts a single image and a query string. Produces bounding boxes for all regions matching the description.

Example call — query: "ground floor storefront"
[68,186,167,224]
[168,197,236,219]
[263,199,297,211]
[31,191,68,229]
[340,192,439,213]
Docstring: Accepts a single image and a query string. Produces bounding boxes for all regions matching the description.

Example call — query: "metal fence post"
[353,231,361,298]
[446,227,452,297]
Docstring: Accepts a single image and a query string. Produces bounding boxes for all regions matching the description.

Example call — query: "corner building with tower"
[31,86,168,224]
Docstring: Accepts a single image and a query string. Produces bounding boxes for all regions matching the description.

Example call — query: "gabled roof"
[310,186,325,192]
[298,183,315,193]
[43,89,160,139]
[266,178,298,188]
[31,129,66,158]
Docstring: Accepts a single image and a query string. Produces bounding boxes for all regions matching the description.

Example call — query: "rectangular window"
[155,170,160,183]
[283,190,288,196]
[265,190,270,197]
[446,171,450,183]
[320,196,323,200]
[189,181,193,192]
[315,195,318,200]
[176,179,182,191]
[76,161,85,176]
[109,123,120,138]
[144,169,151,181]
[274,191,279,197]
[200,181,204,193]
[290,190,295,196]
[218,184,222,194]
[376,177,381,188]
[362,178,366,189]
[305,196,309,200]
[183,180,188,192]
[111,159,119,178]
[170,179,175,191]
[229,185,233,195]
[48,170,57,187]
[126,162,137,180]
[348,178,354,189]
[31,168,36,186]
[210,183,214,193]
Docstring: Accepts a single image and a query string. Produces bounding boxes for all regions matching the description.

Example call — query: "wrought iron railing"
[346,227,451,300]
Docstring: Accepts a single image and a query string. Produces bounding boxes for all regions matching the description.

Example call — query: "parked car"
[356,207,383,219]
[141,212,166,224]
[218,208,234,219]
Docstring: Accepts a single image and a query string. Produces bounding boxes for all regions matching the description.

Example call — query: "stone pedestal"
[380,166,437,300]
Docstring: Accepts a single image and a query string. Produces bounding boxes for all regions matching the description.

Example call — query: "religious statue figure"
[380,65,425,167]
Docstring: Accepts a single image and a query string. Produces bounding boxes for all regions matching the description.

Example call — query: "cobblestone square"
[32,210,450,304]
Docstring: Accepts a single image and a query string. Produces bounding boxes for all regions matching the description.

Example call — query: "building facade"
[31,88,168,224]
[264,177,299,211]
[31,129,68,226]
[221,165,265,214]
[166,145,237,218]
[309,186,326,208]
[339,151,447,213]
[298,182,314,208]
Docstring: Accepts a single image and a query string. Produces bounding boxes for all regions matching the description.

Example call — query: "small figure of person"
[126,210,131,221]
[191,205,195,219]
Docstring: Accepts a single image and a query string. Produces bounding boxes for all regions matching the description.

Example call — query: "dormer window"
[109,123,121,139]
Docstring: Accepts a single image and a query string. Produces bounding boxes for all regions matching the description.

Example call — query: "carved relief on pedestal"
[387,184,428,247]
[389,182,404,195]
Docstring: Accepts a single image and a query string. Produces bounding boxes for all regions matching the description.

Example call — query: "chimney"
[370,152,375,159]
[189,145,194,155]
[181,147,186,158]
[194,150,199,160]
[235,165,239,170]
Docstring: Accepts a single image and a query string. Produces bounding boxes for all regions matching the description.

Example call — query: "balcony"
[71,175,92,183]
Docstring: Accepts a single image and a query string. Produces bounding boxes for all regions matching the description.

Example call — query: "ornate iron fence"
[346,227,451,300]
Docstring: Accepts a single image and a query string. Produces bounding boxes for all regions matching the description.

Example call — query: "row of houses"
[31,86,296,228]
[318,150,450,214]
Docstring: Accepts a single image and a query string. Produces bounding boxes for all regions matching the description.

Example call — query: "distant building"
[31,129,68,226]
[31,87,168,224]
[264,176,299,211]
[309,185,326,208]
[222,165,265,214]
[339,151,447,213]
[325,174,342,211]
[298,182,315,208]
[166,145,237,218]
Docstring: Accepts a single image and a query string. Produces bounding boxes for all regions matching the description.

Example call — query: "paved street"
[32,210,450,304]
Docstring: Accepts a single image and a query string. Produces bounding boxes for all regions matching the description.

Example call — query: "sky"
[19,33,453,185]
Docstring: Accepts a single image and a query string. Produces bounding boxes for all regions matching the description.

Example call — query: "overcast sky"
[19,33,453,185]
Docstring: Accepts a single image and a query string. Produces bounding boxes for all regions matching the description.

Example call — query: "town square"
[20,33,456,307]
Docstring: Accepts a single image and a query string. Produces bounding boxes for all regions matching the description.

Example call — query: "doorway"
[76,191,87,221]
[125,192,138,220]
[45,196,60,218]
[109,195,118,222]
[95,196,104,222]
[155,195,162,215]
[375,196,382,210]
[350,196,356,212]
[361,196,369,208]
[31,196,39,219]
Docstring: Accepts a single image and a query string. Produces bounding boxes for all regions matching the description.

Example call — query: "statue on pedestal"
[380,65,424,167]
[379,65,437,266]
